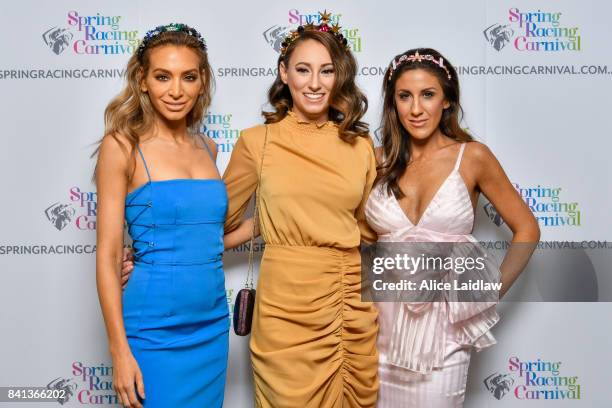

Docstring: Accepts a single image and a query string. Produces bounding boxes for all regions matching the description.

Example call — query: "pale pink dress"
[365,143,500,407]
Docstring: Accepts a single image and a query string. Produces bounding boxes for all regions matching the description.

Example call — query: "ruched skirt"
[250,245,379,407]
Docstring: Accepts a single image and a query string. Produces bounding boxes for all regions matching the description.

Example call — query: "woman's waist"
[133,250,223,266]
[378,230,476,242]
[259,220,363,249]
[130,228,223,264]
[258,244,365,292]
[263,243,361,264]
[265,243,360,253]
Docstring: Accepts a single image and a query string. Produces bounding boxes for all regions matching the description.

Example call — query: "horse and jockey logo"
[42,27,74,55]
[483,24,514,51]
[484,372,515,400]
[263,25,292,53]
[45,203,76,231]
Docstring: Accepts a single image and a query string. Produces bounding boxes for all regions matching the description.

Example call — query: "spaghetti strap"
[453,143,466,171]
[136,144,152,182]
[198,134,215,162]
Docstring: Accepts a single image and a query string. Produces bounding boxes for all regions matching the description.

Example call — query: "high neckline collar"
[286,110,336,129]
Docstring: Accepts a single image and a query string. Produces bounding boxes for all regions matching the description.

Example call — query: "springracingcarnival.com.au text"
[358,65,611,76]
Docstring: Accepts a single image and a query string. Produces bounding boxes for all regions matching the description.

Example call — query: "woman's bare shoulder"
[100,133,133,159]
[463,140,496,162]
[197,134,219,159]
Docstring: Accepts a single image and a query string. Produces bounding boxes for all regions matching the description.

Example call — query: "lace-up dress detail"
[122,142,229,407]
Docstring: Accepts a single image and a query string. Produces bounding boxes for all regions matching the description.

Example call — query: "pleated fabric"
[377,314,471,408]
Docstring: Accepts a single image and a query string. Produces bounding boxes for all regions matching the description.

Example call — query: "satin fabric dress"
[365,143,500,407]
[122,142,229,407]
[223,112,379,407]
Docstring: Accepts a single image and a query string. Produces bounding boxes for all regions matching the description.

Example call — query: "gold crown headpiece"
[280,10,349,56]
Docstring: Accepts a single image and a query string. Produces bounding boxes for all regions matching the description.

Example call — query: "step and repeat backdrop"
[1,0,611,406]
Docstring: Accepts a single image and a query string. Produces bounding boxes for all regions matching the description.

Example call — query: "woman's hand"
[121,248,134,289]
[112,349,145,407]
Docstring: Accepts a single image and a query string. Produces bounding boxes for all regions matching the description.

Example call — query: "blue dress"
[122,143,229,407]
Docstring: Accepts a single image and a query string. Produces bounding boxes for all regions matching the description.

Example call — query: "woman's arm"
[470,142,540,297]
[223,127,263,233]
[224,217,259,250]
[95,135,145,407]
[357,138,379,245]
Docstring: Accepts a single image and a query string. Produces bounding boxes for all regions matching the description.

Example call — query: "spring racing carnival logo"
[45,187,97,231]
[263,9,362,54]
[42,11,138,55]
[45,361,117,405]
[484,8,581,52]
[220,8,365,78]
[484,356,581,401]
[484,183,581,228]
[200,113,240,154]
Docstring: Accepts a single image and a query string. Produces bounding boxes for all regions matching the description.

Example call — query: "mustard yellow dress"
[224,112,379,407]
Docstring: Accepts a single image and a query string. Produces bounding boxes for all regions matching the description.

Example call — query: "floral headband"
[137,23,207,60]
[280,10,349,56]
[388,50,452,81]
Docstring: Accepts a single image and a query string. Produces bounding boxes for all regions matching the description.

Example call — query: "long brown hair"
[263,30,368,143]
[92,28,214,180]
[377,47,472,198]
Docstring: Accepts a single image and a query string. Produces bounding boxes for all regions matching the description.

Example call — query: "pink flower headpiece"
[388,50,452,81]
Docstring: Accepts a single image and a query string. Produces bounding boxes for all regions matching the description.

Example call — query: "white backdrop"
[1,0,611,406]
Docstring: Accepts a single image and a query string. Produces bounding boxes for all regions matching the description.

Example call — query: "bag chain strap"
[245,125,268,289]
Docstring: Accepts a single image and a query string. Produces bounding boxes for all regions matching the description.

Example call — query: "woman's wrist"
[109,340,131,358]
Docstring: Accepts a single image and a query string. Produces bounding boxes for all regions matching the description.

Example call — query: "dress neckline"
[392,170,469,227]
[285,110,336,130]
[126,178,223,199]
[392,143,468,227]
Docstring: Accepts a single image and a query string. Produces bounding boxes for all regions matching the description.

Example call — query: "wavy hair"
[263,30,368,143]
[92,29,214,180]
[377,47,473,198]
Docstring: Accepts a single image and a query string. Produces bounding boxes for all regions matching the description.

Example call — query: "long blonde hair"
[92,28,214,180]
